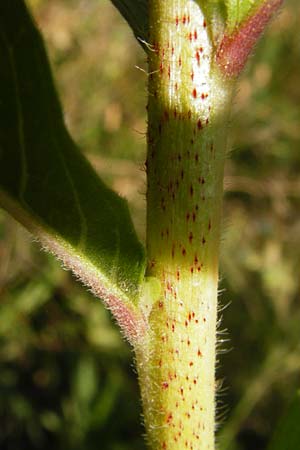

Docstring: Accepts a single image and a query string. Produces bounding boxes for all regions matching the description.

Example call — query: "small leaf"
[197,1,227,23]
[0,0,146,344]
[224,0,283,31]
[225,0,259,31]
[110,0,148,46]
[267,391,300,450]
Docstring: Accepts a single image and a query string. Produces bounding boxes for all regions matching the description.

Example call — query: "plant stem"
[136,1,234,449]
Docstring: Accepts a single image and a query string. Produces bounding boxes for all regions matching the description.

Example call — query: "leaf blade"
[225,0,258,30]
[0,0,146,343]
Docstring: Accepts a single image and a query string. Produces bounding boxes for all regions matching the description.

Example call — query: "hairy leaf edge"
[0,189,147,346]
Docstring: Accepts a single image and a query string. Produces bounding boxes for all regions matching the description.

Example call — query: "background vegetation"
[0,1,299,449]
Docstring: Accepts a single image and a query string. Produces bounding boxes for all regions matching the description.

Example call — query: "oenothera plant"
[1,1,299,449]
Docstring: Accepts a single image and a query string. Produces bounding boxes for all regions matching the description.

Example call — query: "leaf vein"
[3,32,28,203]
[53,137,88,250]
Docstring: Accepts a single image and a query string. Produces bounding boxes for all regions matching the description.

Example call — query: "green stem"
[136,1,234,449]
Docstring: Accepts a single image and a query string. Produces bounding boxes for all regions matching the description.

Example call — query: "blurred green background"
[0,1,299,449]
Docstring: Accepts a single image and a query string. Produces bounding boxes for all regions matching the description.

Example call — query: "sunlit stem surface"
[135,1,234,449]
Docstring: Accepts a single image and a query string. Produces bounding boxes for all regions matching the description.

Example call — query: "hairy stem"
[135,1,234,450]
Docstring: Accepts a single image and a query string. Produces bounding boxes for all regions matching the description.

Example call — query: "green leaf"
[110,0,148,45]
[224,0,263,31]
[267,391,300,450]
[197,1,227,21]
[0,0,146,343]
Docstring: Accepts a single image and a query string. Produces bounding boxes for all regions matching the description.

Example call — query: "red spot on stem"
[166,413,173,423]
